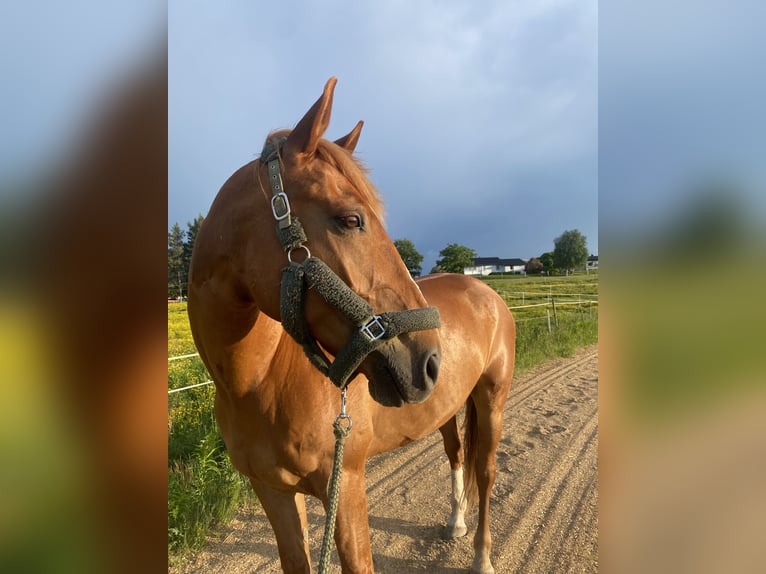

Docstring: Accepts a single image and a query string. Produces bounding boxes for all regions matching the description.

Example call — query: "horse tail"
[461,395,479,509]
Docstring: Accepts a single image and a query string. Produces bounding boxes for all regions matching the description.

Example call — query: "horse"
[188,77,515,574]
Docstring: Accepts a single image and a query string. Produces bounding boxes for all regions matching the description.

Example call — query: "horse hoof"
[443,524,468,539]
[470,557,495,574]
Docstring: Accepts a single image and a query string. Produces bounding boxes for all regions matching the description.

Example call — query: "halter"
[261,138,441,390]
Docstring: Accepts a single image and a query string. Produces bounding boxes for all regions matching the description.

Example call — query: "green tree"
[434,243,477,274]
[183,214,204,282]
[168,222,185,298]
[553,229,588,274]
[539,251,555,275]
[393,238,424,277]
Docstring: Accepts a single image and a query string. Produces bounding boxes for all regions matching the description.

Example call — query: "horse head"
[249,78,441,406]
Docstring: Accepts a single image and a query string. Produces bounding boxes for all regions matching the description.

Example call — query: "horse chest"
[228,418,329,490]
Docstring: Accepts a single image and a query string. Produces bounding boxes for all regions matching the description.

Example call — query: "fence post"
[547,308,552,336]
[552,299,558,327]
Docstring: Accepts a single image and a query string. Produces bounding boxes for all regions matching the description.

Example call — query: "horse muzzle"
[363,339,441,406]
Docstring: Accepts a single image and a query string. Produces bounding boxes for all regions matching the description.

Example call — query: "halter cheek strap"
[260,139,440,390]
[263,139,310,253]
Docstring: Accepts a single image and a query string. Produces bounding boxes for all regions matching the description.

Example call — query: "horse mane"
[265,130,386,225]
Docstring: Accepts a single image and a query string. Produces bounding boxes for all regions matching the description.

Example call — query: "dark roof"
[471,257,501,265]
[587,254,598,261]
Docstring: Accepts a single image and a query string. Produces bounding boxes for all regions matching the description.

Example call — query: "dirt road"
[176,345,598,573]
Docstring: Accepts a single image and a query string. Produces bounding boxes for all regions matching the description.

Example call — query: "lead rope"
[318,387,352,573]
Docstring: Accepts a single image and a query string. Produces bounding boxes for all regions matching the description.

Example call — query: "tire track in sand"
[490,346,598,573]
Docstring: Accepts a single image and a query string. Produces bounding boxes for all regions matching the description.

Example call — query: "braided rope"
[318,418,352,573]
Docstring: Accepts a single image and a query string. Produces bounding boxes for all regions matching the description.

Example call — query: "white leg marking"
[446,467,468,538]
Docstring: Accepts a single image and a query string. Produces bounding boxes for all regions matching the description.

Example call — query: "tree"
[539,251,555,275]
[393,238,424,277]
[553,229,588,274]
[525,257,544,274]
[168,223,185,298]
[434,243,477,274]
[182,214,204,281]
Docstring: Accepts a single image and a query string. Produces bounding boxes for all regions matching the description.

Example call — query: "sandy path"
[174,345,598,573]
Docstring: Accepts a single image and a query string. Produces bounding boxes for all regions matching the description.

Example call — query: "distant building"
[464,257,528,276]
[586,254,598,270]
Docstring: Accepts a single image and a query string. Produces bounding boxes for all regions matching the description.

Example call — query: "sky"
[168,0,598,273]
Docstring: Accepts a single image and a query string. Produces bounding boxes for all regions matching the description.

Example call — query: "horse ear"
[285,77,337,158]
[334,120,364,153]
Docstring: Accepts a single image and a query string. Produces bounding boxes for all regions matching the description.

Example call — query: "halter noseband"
[260,138,441,390]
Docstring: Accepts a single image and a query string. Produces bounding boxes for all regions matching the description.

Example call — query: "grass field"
[167,304,254,558]
[482,271,599,371]
[167,270,598,559]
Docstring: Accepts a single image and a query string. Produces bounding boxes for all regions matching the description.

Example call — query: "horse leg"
[330,470,374,573]
[438,416,467,539]
[249,479,312,574]
[468,387,505,574]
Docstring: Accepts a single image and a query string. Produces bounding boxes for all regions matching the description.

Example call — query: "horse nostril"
[425,352,440,384]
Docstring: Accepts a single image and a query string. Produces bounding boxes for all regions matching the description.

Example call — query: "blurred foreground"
[601,218,766,573]
[1,4,168,572]
[600,1,766,571]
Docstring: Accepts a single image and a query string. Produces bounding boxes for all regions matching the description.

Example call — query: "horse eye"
[339,215,362,229]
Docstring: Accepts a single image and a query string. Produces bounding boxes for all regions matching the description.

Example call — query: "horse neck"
[211,160,285,320]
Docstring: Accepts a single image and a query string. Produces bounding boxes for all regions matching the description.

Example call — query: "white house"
[586,254,598,270]
[463,257,528,276]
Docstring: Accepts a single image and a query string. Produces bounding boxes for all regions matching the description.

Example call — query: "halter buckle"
[360,315,386,341]
[271,192,291,222]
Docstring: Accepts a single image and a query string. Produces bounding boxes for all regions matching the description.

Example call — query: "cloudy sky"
[168,0,598,272]
[3,2,760,275]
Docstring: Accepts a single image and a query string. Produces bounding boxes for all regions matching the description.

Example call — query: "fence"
[168,352,213,394]
[508,298,598,335]
[167,294,597,394]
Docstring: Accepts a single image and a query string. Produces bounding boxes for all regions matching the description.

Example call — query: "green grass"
[168,429,250,556]
[168,303,198,357]
[166,271,598,559]
[481,271,599,371]
[167,303,253,560]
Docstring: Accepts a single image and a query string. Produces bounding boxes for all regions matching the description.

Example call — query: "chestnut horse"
[188,78,515,574]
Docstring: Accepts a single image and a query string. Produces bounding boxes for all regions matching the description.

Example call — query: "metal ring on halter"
[333,413,352,431]
[287,244,311,264]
